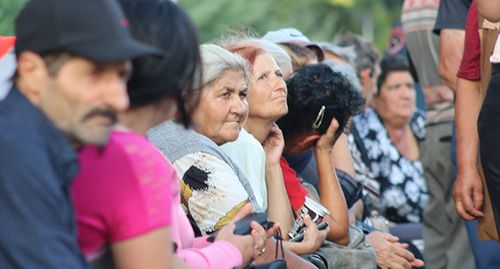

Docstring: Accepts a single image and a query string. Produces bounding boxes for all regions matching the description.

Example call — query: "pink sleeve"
[191,236,212,248]
[171,188,242,269]
[108,133,173,242]
[177,241,243,269]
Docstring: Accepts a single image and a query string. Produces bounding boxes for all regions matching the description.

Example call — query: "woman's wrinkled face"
[374,71,415,124]
[192,69,248,145]
[247,53,288,121]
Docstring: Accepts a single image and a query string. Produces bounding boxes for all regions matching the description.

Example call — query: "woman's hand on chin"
[263,124,285,166]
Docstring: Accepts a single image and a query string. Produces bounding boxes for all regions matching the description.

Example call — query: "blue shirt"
[0,88,87,268]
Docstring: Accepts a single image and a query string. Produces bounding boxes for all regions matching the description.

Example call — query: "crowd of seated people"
[9,0,489,268]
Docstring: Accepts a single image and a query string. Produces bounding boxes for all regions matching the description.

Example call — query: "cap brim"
[305,44,325,62]
[282,40,325,62]
[69,39,162,62]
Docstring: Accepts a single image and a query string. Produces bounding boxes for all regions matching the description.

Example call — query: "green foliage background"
[0,0,403,51]
[0,0,25,36]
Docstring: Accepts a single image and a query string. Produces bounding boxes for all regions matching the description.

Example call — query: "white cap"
[262,28,324,61]
[263,28,312,44]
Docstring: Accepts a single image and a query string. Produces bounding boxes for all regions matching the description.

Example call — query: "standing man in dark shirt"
[0,0,158,267]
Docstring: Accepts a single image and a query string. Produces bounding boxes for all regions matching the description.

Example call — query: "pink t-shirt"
[72,131,172,258]
[73,131,242,268]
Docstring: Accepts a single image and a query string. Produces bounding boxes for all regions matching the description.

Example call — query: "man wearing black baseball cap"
[0,0,160,267]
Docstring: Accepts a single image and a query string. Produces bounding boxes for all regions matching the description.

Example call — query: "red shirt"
[457,0,480,81]
[280,157,308,211]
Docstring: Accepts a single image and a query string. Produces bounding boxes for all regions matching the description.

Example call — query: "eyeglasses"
[312,105,326,130]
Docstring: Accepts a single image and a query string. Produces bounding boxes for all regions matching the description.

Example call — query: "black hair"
[336,34,380,77]
[376,55,411,95]
[119,0,201,127]
[277,63,365,142]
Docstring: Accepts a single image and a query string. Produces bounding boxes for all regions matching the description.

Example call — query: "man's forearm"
[331,133,356,177]
[315,147,349,245]
[455,78,481,173]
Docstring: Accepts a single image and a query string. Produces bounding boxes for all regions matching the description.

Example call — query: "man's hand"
[315,118,339,152]
[453,169,484,220]
[284,215,329,255]
[302,215,329,252]
[366,231,424,269]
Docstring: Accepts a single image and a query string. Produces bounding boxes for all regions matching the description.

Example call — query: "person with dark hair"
[122,0,201,127]
[336,34,381,108]
[349,55,428,225]
[277,64,380,268]
[0,0,159,267]
[277,63,363,246]
[72,2,266,269]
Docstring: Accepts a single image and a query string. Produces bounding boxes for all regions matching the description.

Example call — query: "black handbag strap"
[274,228,285,260]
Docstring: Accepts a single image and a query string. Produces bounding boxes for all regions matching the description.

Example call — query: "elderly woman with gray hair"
[149,44,315,268]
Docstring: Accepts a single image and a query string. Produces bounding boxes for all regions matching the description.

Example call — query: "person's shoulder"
[221,129,263,154]
[0,126,47,162]
[111,131,175,171]
[80,131,161,172]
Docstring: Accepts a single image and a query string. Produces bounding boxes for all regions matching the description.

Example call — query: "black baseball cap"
[15,0,161,62]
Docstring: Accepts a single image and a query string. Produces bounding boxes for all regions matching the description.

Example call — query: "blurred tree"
[0,0,402,51]
[0,0,25,36]
[179,0,403,51]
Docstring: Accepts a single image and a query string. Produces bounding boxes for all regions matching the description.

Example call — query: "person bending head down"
[278,63,364,151]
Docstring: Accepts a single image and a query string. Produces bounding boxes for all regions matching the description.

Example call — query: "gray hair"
[200,44,250,87]
[244,39,293,78]
[322,60,362,93]
[219,36,293,78]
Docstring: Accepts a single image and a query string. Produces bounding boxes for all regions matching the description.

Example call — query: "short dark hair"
[277,64,365,142]
[376,55,411,94]
[336,34,380,77]
[12,51,72,82]
[41,52,73,77]
[278,42,317,71]
[119,0,201,127]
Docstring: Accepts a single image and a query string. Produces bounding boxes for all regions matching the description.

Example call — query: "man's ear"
[290,133,321,153]
[16,51,50,106]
